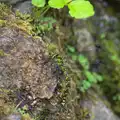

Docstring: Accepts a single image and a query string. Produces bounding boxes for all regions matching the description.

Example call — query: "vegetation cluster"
[1,0,120,119]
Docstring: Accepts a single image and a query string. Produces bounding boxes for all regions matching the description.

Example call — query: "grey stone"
[92,100,120,120]
[13,1,32,14]
[0,0,32,14]
[81,92,120,120]
[0,0,23,4]
[75,28,96,61]
[0,26,61,99]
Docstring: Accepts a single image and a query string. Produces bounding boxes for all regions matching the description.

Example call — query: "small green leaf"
[78,55,89,69]
[83,80,91,89]
[48,0,66,8]
[67,45,75,53]
[85,71,96,83]
[68,0,94,18]
[32,0,45,7]
[93,72,103,82]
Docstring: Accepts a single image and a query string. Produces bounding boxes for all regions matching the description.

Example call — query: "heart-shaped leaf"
[68,0,94,18]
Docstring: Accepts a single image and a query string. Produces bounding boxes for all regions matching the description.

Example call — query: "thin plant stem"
[40,5,50,17]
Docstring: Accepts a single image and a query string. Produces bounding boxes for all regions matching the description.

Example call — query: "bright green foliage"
[32,0,45,7]
[48,0,66,8]
[80,70,103,92]
[32,0,94,19]
[67,45,75,53]
[68,0,94,18]
[78,54,89,70]
[85,71,97,83]
[81,80,91,90]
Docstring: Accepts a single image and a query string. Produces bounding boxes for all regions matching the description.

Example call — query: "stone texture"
[75,28,96,61]
[0,0,32,14]
[13,1,32,14]
[0,0,23,4]
[92,100,120,120]
[80,91,120,120]
[0,27,61,99]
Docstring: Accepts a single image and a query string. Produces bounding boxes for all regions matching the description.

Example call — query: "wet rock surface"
[81,92,120,120]
[92,100,120,120]
[74,28,96,61]
[0,27,61,99]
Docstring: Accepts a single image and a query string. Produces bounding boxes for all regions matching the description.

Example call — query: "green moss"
[0,3,92,119]
[0,49,8,56]
[0,88,34,120]
[15,10,33,34]
[0,3,33,34]
[0,19,6,26]
[46,43,93,119]
[0,3,11,19]
[0,88,14,117]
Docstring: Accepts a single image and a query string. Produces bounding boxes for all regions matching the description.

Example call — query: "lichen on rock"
[0,3,63,99]
[0,26,61,99]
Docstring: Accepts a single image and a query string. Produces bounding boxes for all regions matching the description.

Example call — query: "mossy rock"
[0,3,62,119]
[0,3,94,120]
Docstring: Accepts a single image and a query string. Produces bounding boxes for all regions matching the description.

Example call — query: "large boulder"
[92,100,120,120]
[80,91,120,120]
[0,26,61,99]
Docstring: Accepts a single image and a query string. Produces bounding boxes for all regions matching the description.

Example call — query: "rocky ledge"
[0,26,61,99]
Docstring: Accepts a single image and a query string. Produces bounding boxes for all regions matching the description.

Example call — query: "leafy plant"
[78,55,103,92]
[80,71,103,92]
[33,17,56,34]
[67,45,103,92]
[78,54,90,70]
[97,39,120,114]
[32,0,94,19]
[113,94,120,101]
